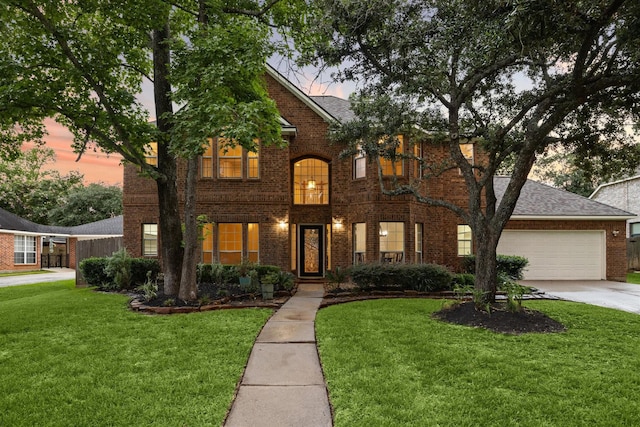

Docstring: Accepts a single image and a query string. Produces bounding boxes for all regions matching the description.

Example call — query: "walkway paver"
[224,282,332,427]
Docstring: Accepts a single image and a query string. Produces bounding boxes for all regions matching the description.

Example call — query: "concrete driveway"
[0,268,76,288]
[521,280,640,315]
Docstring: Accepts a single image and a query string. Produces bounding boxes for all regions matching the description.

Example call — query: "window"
[294,159,329,205]
[14,235,36,264]
[202,223,214,263]
[379,222,404,263]
[201,139,214,178]
[218,138,242,178]
[631,222,640,237]
[457,225,472,256]
[219,223,242,264]
[142,224,158,256]
[460,143,474,164]
[380,135,404,176]
[412,143,422,178]
[145,142,158,166]
[354,223,366,264]
[415,223,423,263]
[248,147,259,179]
[248,223,259,262]
[354,145,366,179]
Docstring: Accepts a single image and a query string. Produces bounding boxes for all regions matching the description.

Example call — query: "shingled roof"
[309,96,356,123]
[494,177,634,218]
[0,207,123,236]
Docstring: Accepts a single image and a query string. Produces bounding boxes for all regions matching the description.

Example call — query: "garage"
[497,230,606,280]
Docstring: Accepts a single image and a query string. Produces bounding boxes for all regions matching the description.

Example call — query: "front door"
[299,225,325,277]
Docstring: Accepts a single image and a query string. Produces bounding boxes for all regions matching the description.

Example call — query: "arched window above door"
[294,159,329,205]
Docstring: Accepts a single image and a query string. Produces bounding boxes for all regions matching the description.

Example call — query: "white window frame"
[353,223,366,264]
[142,224,158,257]
[415,223,423,263]
[14,235,37,264]
[457,224,472,256]
[379,222,405,263]
[630,222,640,237]
[354,145,366,179]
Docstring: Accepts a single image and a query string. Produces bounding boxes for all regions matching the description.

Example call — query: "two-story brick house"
[123,65,632,282]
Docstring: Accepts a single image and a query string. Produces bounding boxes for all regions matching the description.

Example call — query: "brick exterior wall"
[122,72,627,280]
[0,233,42,272]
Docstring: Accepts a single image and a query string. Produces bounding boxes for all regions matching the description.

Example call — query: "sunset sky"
[28,63,352,188]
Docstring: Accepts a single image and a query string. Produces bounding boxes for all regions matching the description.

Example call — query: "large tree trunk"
[473,222,501,306]
[178,157,199,301]
[152,23,183,296]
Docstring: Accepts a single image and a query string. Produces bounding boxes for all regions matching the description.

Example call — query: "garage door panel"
[497,231,604,280]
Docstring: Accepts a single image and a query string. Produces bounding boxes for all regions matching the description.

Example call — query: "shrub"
[79,257,110,289]
[104,249,132,290]
[349,263,453,292]
[130,258,161,287]
[462,255,529,280]
[452,273,475,288]
[326,266,350,285]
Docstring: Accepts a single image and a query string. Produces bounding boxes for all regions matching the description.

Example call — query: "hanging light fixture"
[307,178,316,190]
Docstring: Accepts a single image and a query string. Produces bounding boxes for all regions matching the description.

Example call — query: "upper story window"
[218,138,243,179]
[380,135,404,176]
[294,159,329,205]
[201,139,214,178]
[354,145,366,179]
[248,148,259,179]
[145,142,158,166]
[460,143,474,164]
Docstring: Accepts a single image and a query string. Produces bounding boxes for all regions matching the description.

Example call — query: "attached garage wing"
[497,230,605,280]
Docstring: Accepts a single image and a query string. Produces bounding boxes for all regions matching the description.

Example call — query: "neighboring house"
[0,207,123,272]
[590,175,640,238]
[122,65,632,282]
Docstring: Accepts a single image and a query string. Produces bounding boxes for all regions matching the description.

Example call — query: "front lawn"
[316,299,640,426]
[0,281,272,426]
[627,272,640,284]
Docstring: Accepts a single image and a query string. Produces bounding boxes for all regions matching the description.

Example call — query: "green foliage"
[104,249,132,291]
[326,266,350,285]
[462,255,529,280]
[261,270,295,292]
[129,258,161,288]
[48,183,122,226]
[349,263,452,292]
[0,146,83,224]
[452,273,475,288]
[137,271,158,302]
[78,257,110,289]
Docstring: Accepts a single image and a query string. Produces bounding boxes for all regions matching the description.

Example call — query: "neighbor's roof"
[0,207,123,237]
[494,177,634,219]
[590,174,640,199]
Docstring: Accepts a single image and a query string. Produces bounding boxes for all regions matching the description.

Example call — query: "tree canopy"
[48,183,123,227]
[309,0,640,302]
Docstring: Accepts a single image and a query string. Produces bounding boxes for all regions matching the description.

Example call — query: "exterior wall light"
[279,220,288,230]
[612,230,620,237]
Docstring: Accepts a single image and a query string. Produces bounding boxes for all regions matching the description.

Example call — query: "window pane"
[145,142,158,166]
[219,223,242,263]
[354,146,366,179]
[218,138,242,178]
[354,223,366,264]
[294,159,329,205]
[142,224,158,256]
[415,223,423,263]
[631,222,640,237]
[248,223,259,262]
[460,143,474,163]
[380,222,404,263]
[412,144,422,178]
[248,147,259,179]
[201,223,214,263]
[457,225,472,256]
[201,140,214,178]
[380,135,403,176]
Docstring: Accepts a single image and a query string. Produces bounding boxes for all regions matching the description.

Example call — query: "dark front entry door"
[299,225,324,277]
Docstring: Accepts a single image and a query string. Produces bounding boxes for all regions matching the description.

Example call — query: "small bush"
[326,267,350,285]
[104,249,132,290]
[349,263,453,292]
[452,273,475,288]
[462,255,529,280]
[130,258,161,287]
[79,257,110,289]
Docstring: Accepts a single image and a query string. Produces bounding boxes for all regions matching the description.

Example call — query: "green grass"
[627,272,640,284]
[0,280,272,426]
[316,299,640,426]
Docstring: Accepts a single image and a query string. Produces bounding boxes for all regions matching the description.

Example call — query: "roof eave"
[509,215,636,221]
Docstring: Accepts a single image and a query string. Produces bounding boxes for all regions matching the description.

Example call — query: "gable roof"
[494,177,634,219]
[590,174,640,199]
[309,96,356,123]
[0,207,123,237]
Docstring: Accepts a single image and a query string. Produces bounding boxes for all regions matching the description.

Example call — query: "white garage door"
[497,230,605,280]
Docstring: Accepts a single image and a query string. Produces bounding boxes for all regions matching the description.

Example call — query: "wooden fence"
[628,238,640,271]
[75,237,123,287]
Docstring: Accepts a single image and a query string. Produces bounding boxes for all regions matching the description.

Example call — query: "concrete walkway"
[224,282,332,427]
[0,268,75,288]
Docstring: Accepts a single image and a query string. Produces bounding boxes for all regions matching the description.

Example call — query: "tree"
[309,0,640,304]
[48,183,123,226]
[1,1,306,300]
[0,146,83,223]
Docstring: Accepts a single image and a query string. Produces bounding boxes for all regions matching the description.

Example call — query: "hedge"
[461,255,529,280]
[79,256,160,291]
[348,263,453,292]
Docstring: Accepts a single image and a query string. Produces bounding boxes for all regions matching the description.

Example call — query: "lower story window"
[248,223,259,262]
[353,223,366,264]
[142,224,158,256]
[457,225,472,256]
[14,235,36,264]
[379,222,404,263]
[202,223,214,263]
[219,223,243,264]
[415,223,423,263]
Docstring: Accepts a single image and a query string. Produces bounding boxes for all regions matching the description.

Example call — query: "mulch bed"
[432,301,567,335]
